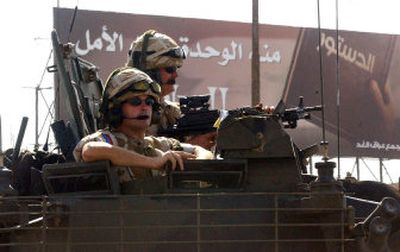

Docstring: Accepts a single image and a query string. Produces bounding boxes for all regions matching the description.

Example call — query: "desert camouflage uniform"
[73,129,182,183]
[147,99,181,136]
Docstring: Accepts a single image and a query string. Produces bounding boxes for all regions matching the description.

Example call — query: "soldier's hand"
[263,105,275,114]
[369,79,395,134]
[156,150,195,171]
[254,103,275,114]
[186,131,217,150]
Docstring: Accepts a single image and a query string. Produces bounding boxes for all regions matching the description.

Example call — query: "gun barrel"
[303,105,323,112]
[12,117,28,164]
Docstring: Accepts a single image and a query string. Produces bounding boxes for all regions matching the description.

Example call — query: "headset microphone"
[122,115,150,120]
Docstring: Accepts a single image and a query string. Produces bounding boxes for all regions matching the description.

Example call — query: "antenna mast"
[251,0,260,106]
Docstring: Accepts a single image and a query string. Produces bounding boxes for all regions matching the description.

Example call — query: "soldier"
[126,30,217,149]
[73,67,213,193]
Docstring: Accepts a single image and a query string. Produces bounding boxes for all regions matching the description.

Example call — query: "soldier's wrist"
[180,143,195,154]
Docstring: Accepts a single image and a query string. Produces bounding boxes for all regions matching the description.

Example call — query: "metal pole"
[251,0,260,106]
[0,115,2,152]
[35,86,39,149]
[379,158,383,182]
[197,194,201,252]
[356,157,360,180]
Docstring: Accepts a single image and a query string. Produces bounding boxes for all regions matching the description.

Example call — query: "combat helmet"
[126,30,186,71]
[100,66,162,128]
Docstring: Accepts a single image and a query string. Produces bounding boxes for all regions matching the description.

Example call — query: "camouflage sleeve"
[145,136,183,152]
[159,100,181,129]
[72,130,117,162]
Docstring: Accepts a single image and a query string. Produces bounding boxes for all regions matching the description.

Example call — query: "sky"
[1,0,400,183]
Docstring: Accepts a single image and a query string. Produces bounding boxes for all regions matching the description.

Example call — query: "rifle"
[50,120,78,161]
[158,95,220,139]
[47,30,103,158]
[11,117,29,166]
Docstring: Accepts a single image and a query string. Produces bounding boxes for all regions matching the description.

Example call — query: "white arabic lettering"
[356,140,400,151]
[218,41,238,66]
[75,26,124,56]
[319,32,375,73]
[248,44,281,63]
[179,37,281,66]
[207,86,229,110]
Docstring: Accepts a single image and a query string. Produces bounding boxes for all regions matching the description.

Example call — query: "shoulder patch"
[101,133,114,145]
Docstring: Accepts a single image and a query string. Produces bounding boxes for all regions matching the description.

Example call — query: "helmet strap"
[145,69,162,85]
[139,30,157,70]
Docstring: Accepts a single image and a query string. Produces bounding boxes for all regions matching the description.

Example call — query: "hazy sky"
[1,0,400,181]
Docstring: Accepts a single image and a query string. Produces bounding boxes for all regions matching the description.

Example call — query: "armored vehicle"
[0,30,400,252]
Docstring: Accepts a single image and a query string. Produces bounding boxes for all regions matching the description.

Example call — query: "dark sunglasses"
[164,66,178,74]
[125,96,156,107]
[161,48,187,59]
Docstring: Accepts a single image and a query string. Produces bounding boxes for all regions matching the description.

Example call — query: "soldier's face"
[159,67,178,97]
[120,95,154,129]
[186,131,217,150]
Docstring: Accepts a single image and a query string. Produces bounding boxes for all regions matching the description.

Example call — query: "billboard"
[54,7,400,158]
[284,29,399,158]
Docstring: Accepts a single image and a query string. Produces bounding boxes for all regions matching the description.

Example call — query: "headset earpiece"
[131,30,157,70]
[100,69,126,129]
[108,98,122,128]
[132,51,142,69]
[151,102,161,125]
[131,31,163,84]
[145,69,162,84]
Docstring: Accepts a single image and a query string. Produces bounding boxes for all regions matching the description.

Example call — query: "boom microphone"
[122,115,150,120]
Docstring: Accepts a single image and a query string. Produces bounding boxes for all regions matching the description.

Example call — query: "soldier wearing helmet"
[126,30,217,150]
[73,67,212,193]
[126,30,184,132]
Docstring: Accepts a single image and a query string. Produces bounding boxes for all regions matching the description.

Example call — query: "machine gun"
[221,96,322,130]
[158,95,220,140]
[273,96,322,128]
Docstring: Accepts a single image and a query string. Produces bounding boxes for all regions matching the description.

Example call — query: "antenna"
[316,0,328,161]
[0,116,2,152]
[23,48,54,149]
[251,0,260,106]
[335,0,341,178]
[67,6,79,42]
